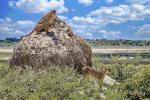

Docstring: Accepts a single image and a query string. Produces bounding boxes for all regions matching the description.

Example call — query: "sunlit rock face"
[9,10,92,72]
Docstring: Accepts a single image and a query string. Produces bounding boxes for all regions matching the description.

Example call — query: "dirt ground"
[0,48,150,53]
[92,48,150,53]
[0,48,13,53]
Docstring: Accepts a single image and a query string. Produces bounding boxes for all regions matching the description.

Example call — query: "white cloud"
[72,16,109,26]
[135,24,150,36]
[84,4,149,25]
[68,18,121,39]
[9,0,68,13]
[78,0,93,6]
[72,4,150,27]
[126,0,150,4]
[0,18,35,39]
[68,4,150,39]
[99,30,121,39]
[79,32,93,39]
[73,16,95,24]
[89,4,150,23]
[0,18,12,23]
[68,20,102,39]
[58,15,68,20]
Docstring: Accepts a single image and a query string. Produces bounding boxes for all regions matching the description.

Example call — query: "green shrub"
[105,84,125,100]
[1,57,150,100]
[0,64,102,100]
[110,62,137,82]
[105,66,150,100]
[122,66,150,100]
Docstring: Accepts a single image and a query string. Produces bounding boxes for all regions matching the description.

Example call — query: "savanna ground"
[0,42,150,100]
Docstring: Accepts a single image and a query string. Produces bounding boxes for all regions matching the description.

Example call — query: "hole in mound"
[40,29,45,32]
[47,32,55,37]
[52,36,59,45]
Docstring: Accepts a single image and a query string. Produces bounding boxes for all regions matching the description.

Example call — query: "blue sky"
[0,0,150,40]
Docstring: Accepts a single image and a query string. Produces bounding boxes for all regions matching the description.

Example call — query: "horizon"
[0,0,150,40]
[1,37,150,41]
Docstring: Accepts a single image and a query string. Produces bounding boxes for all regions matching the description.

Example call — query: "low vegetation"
[0,58,150,100]
[0,63,102,100]
[0,42,150,100]
[105,65,150,100]
[93,57,150,100]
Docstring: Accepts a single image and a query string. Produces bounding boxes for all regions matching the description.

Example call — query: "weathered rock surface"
[9,10,92,72]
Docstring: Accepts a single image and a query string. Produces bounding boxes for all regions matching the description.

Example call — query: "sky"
[0,0,150,40]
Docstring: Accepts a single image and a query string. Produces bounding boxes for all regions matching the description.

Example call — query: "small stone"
[68,31,73,37]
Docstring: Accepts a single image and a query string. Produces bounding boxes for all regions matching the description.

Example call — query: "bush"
[0,64,102,100]
[122,66,150,100]
[105,66,150,100]
[1,58,150,100]
[105,84,125,100]
[110,62,137,82]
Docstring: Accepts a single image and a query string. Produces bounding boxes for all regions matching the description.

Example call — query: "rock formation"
[9,10,92,72]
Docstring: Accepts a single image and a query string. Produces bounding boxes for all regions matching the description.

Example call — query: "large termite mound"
[9,10,92,71]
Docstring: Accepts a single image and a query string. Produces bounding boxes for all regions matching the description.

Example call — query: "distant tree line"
[0,38,150,46]
[0,38,20,43]
[86,39,150,46]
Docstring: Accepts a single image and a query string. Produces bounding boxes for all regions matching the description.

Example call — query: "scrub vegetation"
[0,42,150,100]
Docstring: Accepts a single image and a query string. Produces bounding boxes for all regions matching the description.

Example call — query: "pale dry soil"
[92,48,150,53]
[0,48,13,60]
[0,46,150,61]
[0,48,13,53]
[1,48,150,53]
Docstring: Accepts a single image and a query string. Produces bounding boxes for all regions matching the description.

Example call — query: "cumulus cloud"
[78,0,93,6]
[99,30,121,39]
[135,24,150,36]
[68,18,120,39]
[0,18,35,39]
[72,16,109,26]
[68,20,101,39]
[72,4,150,26]
[73,16,95,24]
[70,4,150,39]
[88,4,150,23]
[9,0,68,13]
[58,15,68,20]
[126,0,150,4]
[70,3,150,39]
[78,0,113,5]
